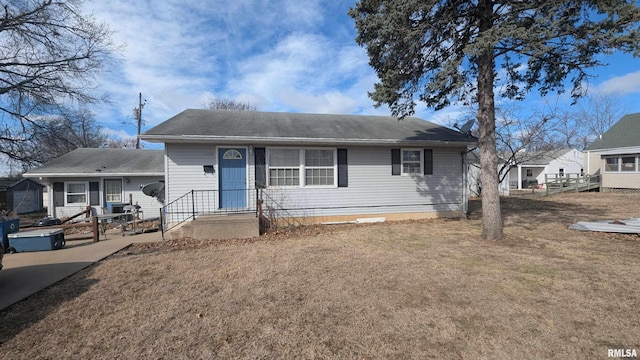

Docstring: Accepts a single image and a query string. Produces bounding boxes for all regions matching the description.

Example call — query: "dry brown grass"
[1,192,639,359]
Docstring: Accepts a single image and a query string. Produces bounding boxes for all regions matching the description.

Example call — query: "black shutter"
[255,147,266,188]
[391,149,401,175]
[424,149,433,175]
[53,182,64,206]
[337,149,348,187]
[89,182,100,205]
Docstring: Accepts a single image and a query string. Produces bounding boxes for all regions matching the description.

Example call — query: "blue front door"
[219,148,247,209]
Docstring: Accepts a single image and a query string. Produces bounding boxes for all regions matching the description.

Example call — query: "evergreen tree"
[350,0,640,240]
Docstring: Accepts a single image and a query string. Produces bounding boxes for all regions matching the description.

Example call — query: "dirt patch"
[0,193,639,359]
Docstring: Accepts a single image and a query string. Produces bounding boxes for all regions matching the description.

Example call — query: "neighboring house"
[140,109,477,224]
[466,152,510,197]
[0,177,44,214]
[507,148,583,189]
[585,113,640,193]
[22,148,165,219]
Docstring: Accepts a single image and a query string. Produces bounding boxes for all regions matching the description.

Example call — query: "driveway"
[0,230,161,311]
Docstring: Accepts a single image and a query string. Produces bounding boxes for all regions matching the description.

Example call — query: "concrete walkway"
[0,229,163,311]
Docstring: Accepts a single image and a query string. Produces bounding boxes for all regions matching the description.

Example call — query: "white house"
[508,148,583,189]
[140,110,477,225]
[585,113,640,192]
[22,148,165,219]
[466,152,510,197]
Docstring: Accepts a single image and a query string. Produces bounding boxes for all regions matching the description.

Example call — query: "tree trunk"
[476,0,503,240]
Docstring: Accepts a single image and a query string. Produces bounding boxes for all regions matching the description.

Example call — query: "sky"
[84,0,640,147]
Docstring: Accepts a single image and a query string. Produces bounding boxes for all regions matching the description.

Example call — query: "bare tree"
[203,96,258,111]
[551,94,625,150]
[0,0,117,161]
[104,137,139,149]
[8,107,110,170]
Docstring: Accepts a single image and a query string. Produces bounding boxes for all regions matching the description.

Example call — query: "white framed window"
[66,182,88,205]
[267,148,337,187]
[402,149,422,175]
[559,168,565,177]
[605,155,639,173]
[621,156,637,172]
[605,157,619,172]
[526,169,533,177]
[105,179,122,202]
[304,149,335,186]
[269,149,300,186]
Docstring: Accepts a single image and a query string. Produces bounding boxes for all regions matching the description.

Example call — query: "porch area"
[160,189,297,240]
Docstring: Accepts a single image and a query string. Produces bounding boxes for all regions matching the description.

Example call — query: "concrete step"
[169,213,259,240]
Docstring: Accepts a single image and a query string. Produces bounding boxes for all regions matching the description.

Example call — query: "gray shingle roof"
[23,148,164,177]
[586,113,640,151]
[141,109,477,145]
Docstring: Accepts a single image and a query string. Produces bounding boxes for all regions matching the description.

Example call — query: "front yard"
[1,193,639,359]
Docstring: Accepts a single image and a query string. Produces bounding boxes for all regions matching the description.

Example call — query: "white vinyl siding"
[262,147,464,217]
[50,176,163,219]
[164,143,466,218]
[165,144,220,204]
[164,143,255,217]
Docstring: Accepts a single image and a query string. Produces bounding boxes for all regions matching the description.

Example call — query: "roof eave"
[23,172,165,178]
[589,146,640,155]
[139,134,477,147]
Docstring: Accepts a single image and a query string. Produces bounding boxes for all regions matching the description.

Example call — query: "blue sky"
[86,0,640,146]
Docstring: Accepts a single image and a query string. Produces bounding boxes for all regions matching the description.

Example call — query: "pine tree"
[350,0,640,240]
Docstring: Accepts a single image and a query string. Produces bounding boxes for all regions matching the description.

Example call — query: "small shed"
[0,178,44,214]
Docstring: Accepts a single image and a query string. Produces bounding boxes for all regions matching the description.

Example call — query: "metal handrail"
[160,188,258,238]
[257,188,304,230]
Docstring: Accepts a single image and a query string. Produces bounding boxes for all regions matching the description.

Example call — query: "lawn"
[1,193,639,359]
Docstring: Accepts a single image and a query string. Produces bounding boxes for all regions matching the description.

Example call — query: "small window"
[269,149,300,186]
[526,169,533,177]
[305,150,334,186]
[66,182,87,205]
[223,149,243,160]
[559,168,564,177]
[402,149,422,175]
[605,157,619,172]
[621,156,636,172]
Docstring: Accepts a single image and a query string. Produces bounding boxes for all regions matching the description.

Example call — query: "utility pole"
[134,92,145,149]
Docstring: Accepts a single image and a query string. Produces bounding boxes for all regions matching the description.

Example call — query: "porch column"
[47,183,54,217]
[517,164,522,190]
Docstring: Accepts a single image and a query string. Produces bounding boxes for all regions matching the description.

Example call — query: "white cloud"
[80,0,397,135]
[228,32,377,114]
[593,71,640,95]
